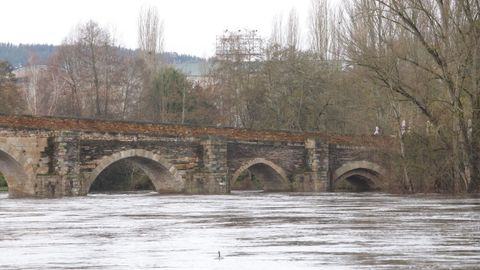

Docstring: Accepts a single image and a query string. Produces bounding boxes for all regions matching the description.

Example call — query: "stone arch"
[85,149,184,194]
[230,158,290,191]
[0,145,31,197]
[332,161,386,192]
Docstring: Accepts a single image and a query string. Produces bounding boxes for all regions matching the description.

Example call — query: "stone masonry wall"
[0,115,393,198]
[78,134,200,175]
[227,140,306,178]
[329,145,390,173]
[0,128,51,197]
[294,139,329,192]
[188,137,228,194]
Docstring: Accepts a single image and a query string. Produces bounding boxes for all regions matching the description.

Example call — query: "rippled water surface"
[1,191,479,269]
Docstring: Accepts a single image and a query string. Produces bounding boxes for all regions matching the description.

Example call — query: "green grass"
[0,186,7,192]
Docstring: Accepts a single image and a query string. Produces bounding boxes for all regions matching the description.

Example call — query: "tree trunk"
[181,85,186,124]
[90,44,101,116]
[388,88,414,193]
[468,95,480,192]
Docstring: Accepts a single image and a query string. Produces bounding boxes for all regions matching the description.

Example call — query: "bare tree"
[344,0,480,193]
[49,43,83,116]
[286,8,301,50]
[270,14,284,47]
[138,6,164,72]
[50,20,130,119]
[309,0,330,58]
[309,0,344,61]
[137,6,165,121]
[78,20,111,116]
[22,54,41,115]
[21,53,61,116]
[119,56,144,120]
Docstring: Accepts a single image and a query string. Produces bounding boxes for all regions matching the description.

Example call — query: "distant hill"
[0,43,206,76]
[162,52,208,76]
[0,43,55,68]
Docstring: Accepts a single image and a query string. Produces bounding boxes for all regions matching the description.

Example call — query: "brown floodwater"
[0,191,479,269]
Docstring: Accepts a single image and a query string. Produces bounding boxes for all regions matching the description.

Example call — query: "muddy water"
[0,192,479,269]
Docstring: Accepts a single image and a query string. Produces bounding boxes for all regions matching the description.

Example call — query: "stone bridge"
[0,115,393,198]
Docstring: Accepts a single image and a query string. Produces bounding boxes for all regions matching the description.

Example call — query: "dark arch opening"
[90,159,154,193]
[88,154,179,194]
[334,169,380,192]
[231,162,290,192]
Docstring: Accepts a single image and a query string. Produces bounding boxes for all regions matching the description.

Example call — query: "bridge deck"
[0,114,391,146]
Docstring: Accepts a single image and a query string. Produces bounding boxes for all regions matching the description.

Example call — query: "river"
[0,191,479,269]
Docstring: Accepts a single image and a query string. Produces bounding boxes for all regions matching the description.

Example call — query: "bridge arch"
[230,158,291,191]
[85,149,184,194]
[332,161,386,192]
[0,145,31,197]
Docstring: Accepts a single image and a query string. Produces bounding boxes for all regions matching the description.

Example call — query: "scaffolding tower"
[215,29,263,62]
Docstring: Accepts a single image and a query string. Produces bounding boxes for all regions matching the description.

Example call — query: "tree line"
[0,43,204,69]
[0,0,479,193]
[0,43,55,68]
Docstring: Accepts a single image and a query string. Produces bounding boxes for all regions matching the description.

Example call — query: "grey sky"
[0,0,312,57]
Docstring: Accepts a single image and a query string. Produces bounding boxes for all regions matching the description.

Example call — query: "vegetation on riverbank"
[0,173,7,192]
[231,171,263,191]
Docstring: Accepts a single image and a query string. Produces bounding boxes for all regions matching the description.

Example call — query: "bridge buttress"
[186,137,229,194]
[0,130,82,198]
[39,132,82,197]
[292,138,329,192]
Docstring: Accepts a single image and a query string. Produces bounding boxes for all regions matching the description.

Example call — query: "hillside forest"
[1,0,479,193]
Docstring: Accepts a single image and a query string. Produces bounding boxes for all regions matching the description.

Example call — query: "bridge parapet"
[0,114,392,145]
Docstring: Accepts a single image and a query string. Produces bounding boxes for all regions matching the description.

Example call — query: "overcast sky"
[0,0,314,57]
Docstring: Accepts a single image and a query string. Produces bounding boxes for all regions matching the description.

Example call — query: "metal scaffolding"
[215,29,263,62]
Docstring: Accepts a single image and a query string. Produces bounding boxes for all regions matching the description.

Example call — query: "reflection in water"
[0,192,479,269]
